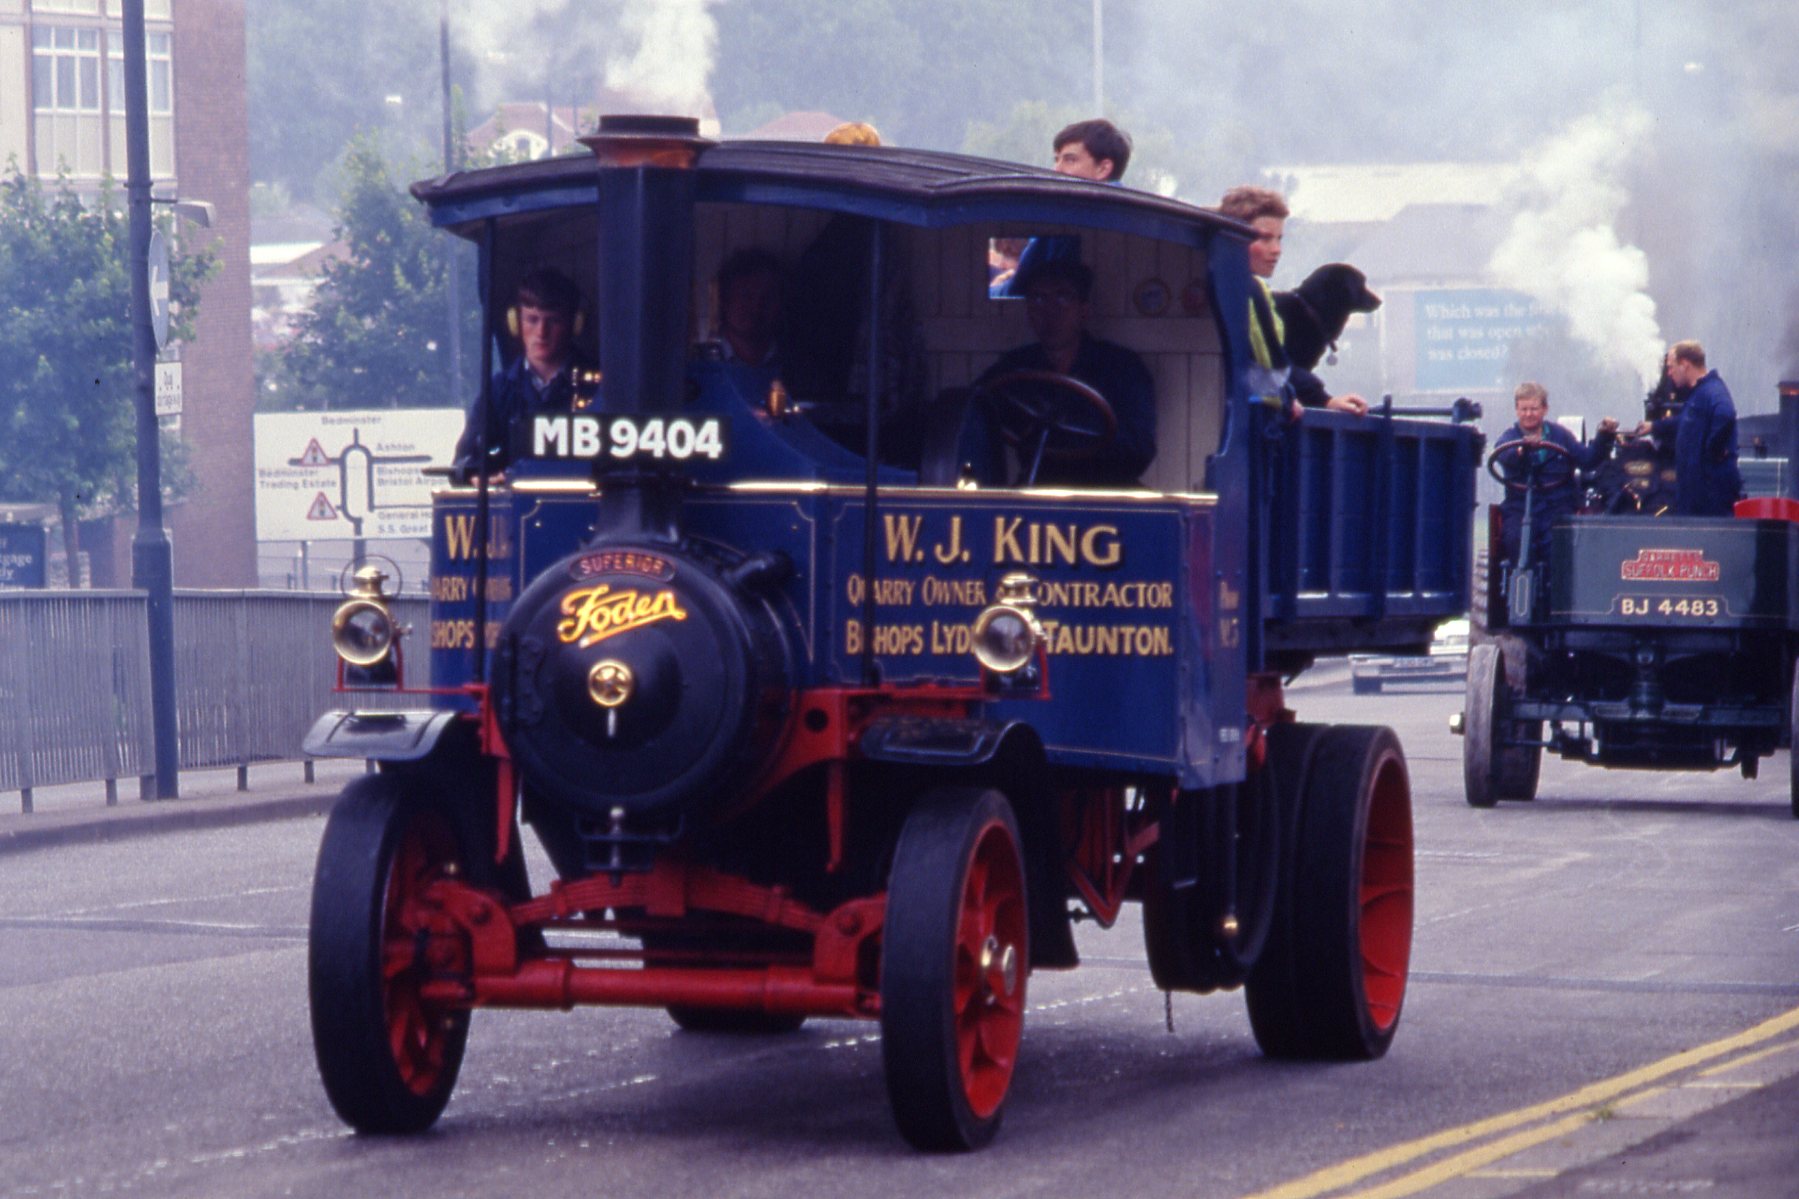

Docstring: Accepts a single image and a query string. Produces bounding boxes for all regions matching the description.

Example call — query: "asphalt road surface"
[2,670,1795,1198]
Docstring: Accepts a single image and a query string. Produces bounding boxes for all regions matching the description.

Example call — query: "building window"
[31,25,105,176]
[107,29,175,177]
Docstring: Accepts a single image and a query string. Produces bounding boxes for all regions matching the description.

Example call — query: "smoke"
[605,0,717,117]
[1488,100,1663,391]
[454,0,718,121]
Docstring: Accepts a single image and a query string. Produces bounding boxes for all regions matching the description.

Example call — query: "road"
[2,673,1796,1198]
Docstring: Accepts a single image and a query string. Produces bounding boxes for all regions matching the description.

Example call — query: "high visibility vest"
[1247,278,1285,370]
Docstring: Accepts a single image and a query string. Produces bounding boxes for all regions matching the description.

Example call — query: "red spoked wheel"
[881,787,1029,1151]
[309,773,470,1133]
[1246,725,1413,1059]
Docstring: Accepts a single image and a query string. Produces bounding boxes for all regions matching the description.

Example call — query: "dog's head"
[1275,264,1381,370]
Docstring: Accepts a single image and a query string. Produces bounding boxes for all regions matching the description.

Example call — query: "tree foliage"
[261,137,480,412]
[0,168,215,568]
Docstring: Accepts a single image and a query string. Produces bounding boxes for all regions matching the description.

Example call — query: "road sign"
[148,229,171,350]
[154,360,182,416]
[253,409,461,541]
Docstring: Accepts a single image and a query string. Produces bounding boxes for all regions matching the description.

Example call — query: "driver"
[1496,381,1617,568]
[974,258,1155,487]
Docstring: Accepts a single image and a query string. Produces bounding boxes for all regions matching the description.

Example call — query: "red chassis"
[376,673,1298,1025]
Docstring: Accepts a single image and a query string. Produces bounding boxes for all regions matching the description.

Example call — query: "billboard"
[1414,288,1554,393]
[0,523,47,588]
[254,409,462,541]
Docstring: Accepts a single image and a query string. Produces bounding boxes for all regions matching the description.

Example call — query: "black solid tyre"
[1789,667,1799,820]
[881,787,1028,1152]
[1495,720,1542,801]
[1246,725,1414,1060]
[667,1006,806,1034]
[309,773,470,1134]
[1352,675,1382,695]
[1240,723,1329,1055]
[1143,768,1283,994]
[1464,644,1501,808]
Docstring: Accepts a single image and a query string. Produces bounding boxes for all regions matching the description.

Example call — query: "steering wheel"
[1486,437,1577,493]
[975,369,1117,486]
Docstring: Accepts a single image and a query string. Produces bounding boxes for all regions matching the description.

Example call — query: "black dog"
[1273,263,1381,371]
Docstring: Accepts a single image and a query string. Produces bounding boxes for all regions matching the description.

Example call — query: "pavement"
[3,704,1795,1196]
[0,757,363,855]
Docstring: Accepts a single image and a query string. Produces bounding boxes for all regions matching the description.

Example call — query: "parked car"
[1350,618,1470,694]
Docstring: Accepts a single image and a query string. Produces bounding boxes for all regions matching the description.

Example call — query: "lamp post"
[122,0,178,799]
[1091,0,1104,113]
[441,0,463,400]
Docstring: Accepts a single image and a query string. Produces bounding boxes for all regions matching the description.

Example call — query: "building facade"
[0,0,253,587]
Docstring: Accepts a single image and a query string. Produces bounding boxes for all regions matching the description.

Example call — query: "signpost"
[253,409,461,541]
[147,228,171,351]
[0,523,48,589]
[124,0,179,799]
[154,360,182,417]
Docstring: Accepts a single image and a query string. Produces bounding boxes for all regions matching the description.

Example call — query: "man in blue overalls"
[1497,381,1617,570]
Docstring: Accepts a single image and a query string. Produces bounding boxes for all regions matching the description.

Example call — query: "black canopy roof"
[411,138,1245,247]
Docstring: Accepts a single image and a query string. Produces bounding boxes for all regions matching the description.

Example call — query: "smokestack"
[581,114,710,421]
[580,114,713,540]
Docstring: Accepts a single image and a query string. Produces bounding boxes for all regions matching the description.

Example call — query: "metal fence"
[0,590,428,807]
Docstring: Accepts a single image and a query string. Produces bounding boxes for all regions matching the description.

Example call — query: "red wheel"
[309,774,470,1133]
[1246,725,1413,1059]
[881,787,1029,1151]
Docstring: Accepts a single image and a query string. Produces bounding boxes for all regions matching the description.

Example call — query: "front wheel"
[1246,725,1413,1060]
[881,787,1029,1151]
[1464,644,1540,807]
[309,773,470,1133]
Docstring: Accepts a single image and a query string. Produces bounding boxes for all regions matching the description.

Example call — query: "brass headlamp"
[970,572,1046,675]
[331,565,397,667]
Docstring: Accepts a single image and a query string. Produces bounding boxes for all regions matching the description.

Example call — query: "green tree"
[0,168,215,577]
[263,136,480,412]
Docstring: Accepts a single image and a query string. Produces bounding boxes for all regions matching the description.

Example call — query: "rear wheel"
[1246,725,1413,1060]
[1143,770,1283,993]
[1789,668,1799,820]
[881,787,1028,1151]
[309,773,470,1133]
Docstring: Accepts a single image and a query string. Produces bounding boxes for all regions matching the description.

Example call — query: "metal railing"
[0,590,428,809]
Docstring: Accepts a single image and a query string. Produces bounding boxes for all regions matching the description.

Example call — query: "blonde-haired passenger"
[823,122,881,147]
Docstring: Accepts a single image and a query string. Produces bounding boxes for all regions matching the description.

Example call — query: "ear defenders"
[506,306,585,339]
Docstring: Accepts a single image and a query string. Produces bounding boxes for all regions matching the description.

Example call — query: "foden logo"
[556,586,688,648]
[1620,548,1721,582]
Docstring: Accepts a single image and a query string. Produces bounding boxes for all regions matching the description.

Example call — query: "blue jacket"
[978,333,1157,487]
[452,356,594,474]
[1651,371,1740,516]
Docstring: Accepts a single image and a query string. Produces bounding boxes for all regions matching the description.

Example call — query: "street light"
[122,0,177,799]
[1092,0,1104,113]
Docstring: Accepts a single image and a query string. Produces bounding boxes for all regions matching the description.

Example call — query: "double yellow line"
[1243,1003,1799,1199]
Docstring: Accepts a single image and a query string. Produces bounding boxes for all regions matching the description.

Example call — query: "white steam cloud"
[1488,100,1663,391]
[605,0,717,117]
[453,0,718,123]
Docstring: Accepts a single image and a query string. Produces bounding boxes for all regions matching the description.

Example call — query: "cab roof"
[411,138,1247,246]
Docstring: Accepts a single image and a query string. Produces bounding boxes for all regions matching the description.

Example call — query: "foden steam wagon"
[304,116,1481,1149]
